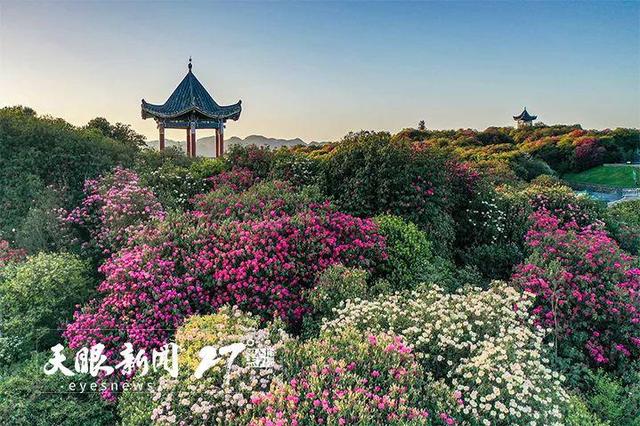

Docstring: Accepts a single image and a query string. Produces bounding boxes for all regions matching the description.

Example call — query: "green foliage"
[117,370,161,426]
[270,148,322,186]
[225,144,274,178]
[0,253,93,364]
[321,131,456,254]
[511,154,555,181]
[582,371,640,426]
[302,265,369,338]
[14,186,71,253]
[0,352,116,426]
[85,116,146,148]
[373,214,444,291]
[0,107,138,240]
[565,395,609,426]
[607,199,640,255]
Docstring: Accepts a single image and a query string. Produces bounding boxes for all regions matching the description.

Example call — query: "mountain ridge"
[145,134,325,157]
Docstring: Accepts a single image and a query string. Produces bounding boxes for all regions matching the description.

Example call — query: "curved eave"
[141,100,242,121]
[513,113,536,121]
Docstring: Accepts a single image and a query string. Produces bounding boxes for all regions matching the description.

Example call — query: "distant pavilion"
[513,107,537,128]
[141,58,242,157]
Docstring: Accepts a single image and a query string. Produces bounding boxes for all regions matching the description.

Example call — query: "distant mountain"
[145,134,325,157]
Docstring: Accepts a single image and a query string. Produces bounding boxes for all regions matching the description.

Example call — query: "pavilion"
[513,107,537,128]
[141,58,242,157]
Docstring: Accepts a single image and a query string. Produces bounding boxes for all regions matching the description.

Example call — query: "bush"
[512,209,640,379]
[565,395,607,426]
[321,131,458,255]
[64,184,386,392]
[0,107,138,239]
[117,369,160,426]
[0,352,116,425]
[240,329,436,425]
[185,207,386,327]
[0,253,92,364]
[301,265,369,338]
[373,214,448,291]
[270,148,321,186]
[507,180,606,227]
[146,307,289,425]
[137,162,219,211]
[607,199,640,255]
[225,145,274,178]
[193,179,325,223]
[65,167,165,257]
[14,186,72,253]
[323,282,569,425]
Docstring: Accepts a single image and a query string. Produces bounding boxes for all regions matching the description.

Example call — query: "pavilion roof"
[141,60,241,122]
[513,108,537,121]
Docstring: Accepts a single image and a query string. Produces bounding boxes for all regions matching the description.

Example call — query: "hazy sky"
[1,1,638,142]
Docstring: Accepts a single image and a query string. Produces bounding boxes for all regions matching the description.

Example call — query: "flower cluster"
[0,239,26,268]
[193,180,325,223]
[65,167,165,255]
[185,207,386,325]
[208,167,259,192]
[512,209,640,372]
[240,329,435,425]
[463,197,507,244]
[64,175,386,399]
[323,282,569,425]
[149,307,290,425]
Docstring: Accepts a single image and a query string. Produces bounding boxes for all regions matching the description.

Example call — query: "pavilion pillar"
[186,128,191,157]
[219,124,224,157]
[159,125,165,151]
[215,129,220,158]
[191,127,197,157]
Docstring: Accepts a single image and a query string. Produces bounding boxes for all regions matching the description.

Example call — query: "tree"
[86,117,146,148]
[418,120,426,131]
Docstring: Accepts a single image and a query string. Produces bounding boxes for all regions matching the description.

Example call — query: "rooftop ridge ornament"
[141,59,242,158]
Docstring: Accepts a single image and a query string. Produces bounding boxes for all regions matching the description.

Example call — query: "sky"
[1,1,639,142]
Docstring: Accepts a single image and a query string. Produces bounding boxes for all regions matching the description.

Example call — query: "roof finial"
[188,56,192,71]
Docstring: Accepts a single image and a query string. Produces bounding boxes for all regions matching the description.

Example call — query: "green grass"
[564,165,640,188]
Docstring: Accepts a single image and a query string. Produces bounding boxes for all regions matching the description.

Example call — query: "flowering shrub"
[65,167,165,256]
[209,167,259,192]
[0,239,26,268]
[270,149,321,186]
[225,146,274,178]
[240,328,436,425]
[502,180,605,228]
[512,209,640,375]
[63,236,208,388]
[185,207,386,326]
[323,282,569,425]
[148,307,290,425]
[193,180,325,223]
[64,176,386,400]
